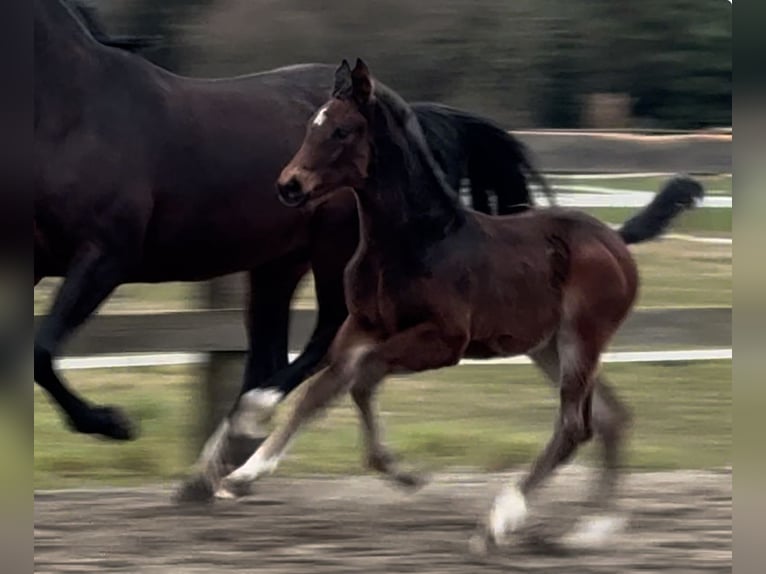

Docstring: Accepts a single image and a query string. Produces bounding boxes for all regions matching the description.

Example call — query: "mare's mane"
[44,0,103,44]
[368,82,464,212]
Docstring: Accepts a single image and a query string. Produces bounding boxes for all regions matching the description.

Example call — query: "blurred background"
[33,3,731,570]
[92,0,731,130]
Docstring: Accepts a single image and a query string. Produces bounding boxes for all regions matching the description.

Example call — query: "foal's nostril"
[277,176,307,207]
[285,177,301,194]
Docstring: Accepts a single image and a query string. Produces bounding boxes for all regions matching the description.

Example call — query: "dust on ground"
[35,467,731,573]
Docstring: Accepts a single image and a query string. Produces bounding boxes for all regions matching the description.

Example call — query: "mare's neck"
[355,105,465,251]
[35,1,102,74]
[35,1,111,122]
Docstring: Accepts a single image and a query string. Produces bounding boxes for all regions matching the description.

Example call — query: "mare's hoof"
[391,469,429,492]
[174,475,215,505]
[71,405,137,441]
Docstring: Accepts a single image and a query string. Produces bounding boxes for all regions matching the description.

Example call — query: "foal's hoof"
[71,406,137,441]
[174,475,215,505]
[560,513,628,550]
[215,480,254,500]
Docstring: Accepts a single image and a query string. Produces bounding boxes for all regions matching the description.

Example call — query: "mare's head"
[277,59,375,207]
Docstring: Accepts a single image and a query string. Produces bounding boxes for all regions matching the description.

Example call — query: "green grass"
[631,238,731,308]
[34,360,731,489]
[548,174,732,195]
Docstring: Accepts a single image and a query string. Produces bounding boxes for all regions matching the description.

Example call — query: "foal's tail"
[618,175,705,245]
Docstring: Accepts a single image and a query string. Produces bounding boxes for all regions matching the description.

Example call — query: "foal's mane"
[368,82,465,212]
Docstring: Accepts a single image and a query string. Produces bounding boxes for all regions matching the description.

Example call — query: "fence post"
[195,273,248,453]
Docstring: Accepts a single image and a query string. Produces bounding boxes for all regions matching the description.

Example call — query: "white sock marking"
[489,485,528,545]
[213,486,237,500]
[231,388,283,438]
[225,451,281,485]
[561,514,627,549]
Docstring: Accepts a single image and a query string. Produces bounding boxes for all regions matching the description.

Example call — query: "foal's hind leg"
[530,342,632,547]
[35,244,134,440]
[481,334,600,548]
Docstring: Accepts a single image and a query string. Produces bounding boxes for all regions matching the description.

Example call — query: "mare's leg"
[34,244,134,440]
[177,263,306,502]
[234,191,356,414]
[228,265,307,441]
[177,193,356,504]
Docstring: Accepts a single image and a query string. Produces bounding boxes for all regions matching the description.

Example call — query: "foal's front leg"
[350,324,467,488]
[221,318,374,489]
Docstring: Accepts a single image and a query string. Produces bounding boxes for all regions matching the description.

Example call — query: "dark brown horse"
[34,0,548,491]
[220,60,703,549]
[69,0,554,217]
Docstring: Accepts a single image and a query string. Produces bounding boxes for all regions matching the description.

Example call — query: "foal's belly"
[465,333,549,359]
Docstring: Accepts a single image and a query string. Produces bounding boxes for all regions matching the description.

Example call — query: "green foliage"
[99,0,730,130]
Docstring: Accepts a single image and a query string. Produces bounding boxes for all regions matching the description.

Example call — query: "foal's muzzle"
[276,177,308,208]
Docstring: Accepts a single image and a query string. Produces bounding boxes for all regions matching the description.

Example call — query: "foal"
[224,60,703,548]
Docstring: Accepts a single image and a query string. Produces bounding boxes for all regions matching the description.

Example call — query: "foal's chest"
[344,250,429,334]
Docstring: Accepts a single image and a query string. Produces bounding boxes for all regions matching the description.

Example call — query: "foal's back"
[441,208,638,355]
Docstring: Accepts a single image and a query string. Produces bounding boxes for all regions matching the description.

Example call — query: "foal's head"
[277,59,374,207]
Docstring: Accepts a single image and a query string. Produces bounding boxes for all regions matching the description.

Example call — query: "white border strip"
[56,348,732,371]
[663,233,731,245]
[546,172,731,180]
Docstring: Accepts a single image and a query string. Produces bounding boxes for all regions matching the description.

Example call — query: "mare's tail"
[464,119,555,212]
[618,175,705,245]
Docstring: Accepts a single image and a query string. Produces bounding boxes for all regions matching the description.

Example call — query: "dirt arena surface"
[35,467,731,573]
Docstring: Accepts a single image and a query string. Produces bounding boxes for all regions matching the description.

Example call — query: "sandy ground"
[34,467,731,573]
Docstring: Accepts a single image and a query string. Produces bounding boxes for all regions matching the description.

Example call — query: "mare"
[34,0,549,494]
[68,0,554,216]
[221,60,704,549]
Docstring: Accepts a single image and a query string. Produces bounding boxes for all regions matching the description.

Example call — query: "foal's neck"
[356,104,465,251]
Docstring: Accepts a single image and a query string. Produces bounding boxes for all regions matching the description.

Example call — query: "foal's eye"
[332,127,351,140]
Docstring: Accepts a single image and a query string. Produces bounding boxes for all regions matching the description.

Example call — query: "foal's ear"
[333,59,353,98]
[351,58,373,105]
